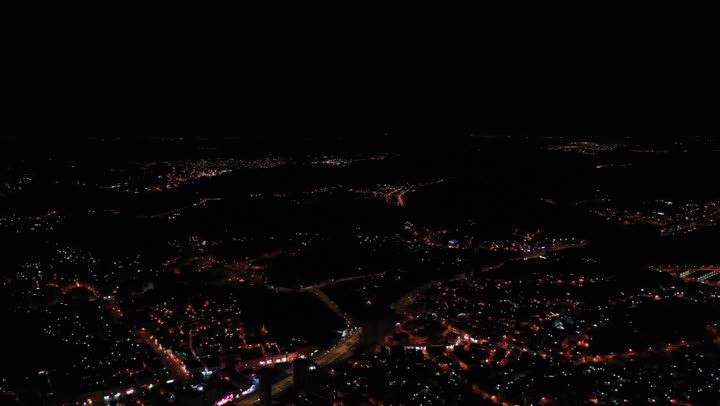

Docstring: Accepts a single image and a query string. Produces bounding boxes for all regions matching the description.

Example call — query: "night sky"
[7,3,720,140]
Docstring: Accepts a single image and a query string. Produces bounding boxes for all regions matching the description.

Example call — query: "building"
[259,368,272,406]
[293,358,319,394]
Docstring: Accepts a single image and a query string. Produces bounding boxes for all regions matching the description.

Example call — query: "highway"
[234,328,362,405]
[274,271,387,293]
[298,271,387,292]
[313,328,363,367]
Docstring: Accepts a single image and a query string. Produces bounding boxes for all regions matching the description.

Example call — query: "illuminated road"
[61,281,124,319]
[392,241,589,313]
[275,273,391,328]
[234,328,362,405]
[308,287,353,327]
[274,271,388,294]
[453,241,589,281]
[141,197,222,219]
[188,327,210,372]
[298,271,387,292]
[383,178,450,207]
[385,188,409,207]
[314,328,362,367]
[138,329,190,381]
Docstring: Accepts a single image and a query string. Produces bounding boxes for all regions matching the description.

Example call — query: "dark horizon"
[8,3,720,139]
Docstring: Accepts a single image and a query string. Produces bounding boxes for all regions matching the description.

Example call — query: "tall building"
[293,358,319,393]
[259,368,272,406]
